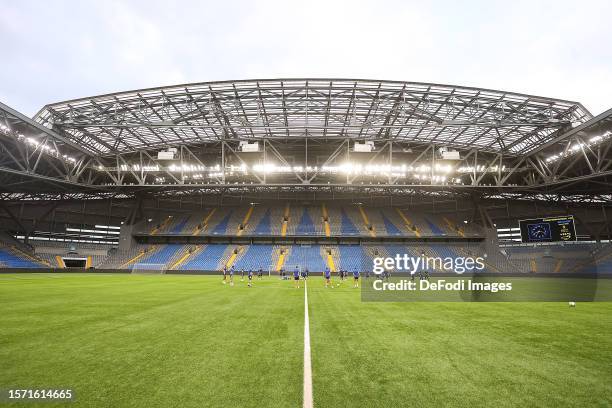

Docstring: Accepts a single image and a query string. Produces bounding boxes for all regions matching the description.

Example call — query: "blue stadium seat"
[382,214,402,236]
[234,245,274,270]
[211,213,232,235]
[137,244,183,268]
[181,245,228,270]
[254,210,272,235]
[296,209,316,235]
[424,218,445,235]
[340,209,359,235]
[338,245,368,271]
[285,245,326,271]
[0,248,43,268]
[169,217,188,234]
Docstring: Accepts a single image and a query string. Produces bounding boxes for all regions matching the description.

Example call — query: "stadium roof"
[34,78,592,157]
[2,79,611,201]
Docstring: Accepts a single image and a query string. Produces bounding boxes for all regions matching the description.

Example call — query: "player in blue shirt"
[247,269,254,287]
[222,265,228,285]
[293,266,301,288]
[352,268,360,288]
[324,267,331,288]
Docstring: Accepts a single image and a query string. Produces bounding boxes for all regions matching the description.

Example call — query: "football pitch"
[1,274,611,407]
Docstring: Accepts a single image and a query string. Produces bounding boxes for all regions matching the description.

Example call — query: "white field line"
[303,280,313,408]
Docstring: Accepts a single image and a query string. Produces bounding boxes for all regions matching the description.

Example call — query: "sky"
[1,0,611,116]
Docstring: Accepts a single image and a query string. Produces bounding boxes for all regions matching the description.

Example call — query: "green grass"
[0,274,302,408]
[1,273,612,407]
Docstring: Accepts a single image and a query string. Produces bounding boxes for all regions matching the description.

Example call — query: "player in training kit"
[222,266,228,284]
[324,267,331,288]
[293,266,301,288]
[353,268,360,288]
[247,269,254,287]
[229,266,235,286]
[240,268,245,281]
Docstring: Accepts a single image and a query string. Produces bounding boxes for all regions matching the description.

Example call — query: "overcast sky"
[1,0,610,116]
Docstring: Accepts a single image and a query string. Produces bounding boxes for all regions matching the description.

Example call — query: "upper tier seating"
[138,205,477,238]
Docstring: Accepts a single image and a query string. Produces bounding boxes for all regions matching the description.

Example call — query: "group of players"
[222,264,364,288]
[222,265,264,287]
[222,264,430,287]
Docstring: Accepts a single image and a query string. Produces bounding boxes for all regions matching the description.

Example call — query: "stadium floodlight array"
[546,131,612,162]
[93,160,510,185]
[0,123,79,164]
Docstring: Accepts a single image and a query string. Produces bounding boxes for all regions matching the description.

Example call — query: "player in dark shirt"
[324,267,331,288]
[293,266,301,288]
[247,269,254,287]
[352,268,360,288]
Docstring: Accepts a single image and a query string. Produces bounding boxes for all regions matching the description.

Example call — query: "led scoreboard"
[519,216,576,243]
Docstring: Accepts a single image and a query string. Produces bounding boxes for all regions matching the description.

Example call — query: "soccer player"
[247,269,254,287]
[229,266,234,286]
[353,268,360,288]
[293,266,301,288]
[324,267,331,288]
[304,268,309,280]
[222,265,228,284]
[258,268,263,279]
[240,268,245,281]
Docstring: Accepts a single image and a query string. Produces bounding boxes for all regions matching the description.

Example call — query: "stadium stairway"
[274,245,289,272]
[442,216,465,237]
[192,208,217,235]
[321,245,338,272]
[393,208,420,237]
[295,207,317,236]
[339,208,361,236]
[120,245,159,269]
[180,244,228,271]
[252,209,272,235]
[236,205,255,236]
[233,245,275,271]
[357,206,376,237]
[380,212,403,236]
[321,204,331,237]
[134,244,183,270]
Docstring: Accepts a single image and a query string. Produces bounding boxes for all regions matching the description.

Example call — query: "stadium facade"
[1,79,611,273]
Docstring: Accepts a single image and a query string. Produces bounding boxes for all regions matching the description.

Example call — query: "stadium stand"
[0,246,44,268]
